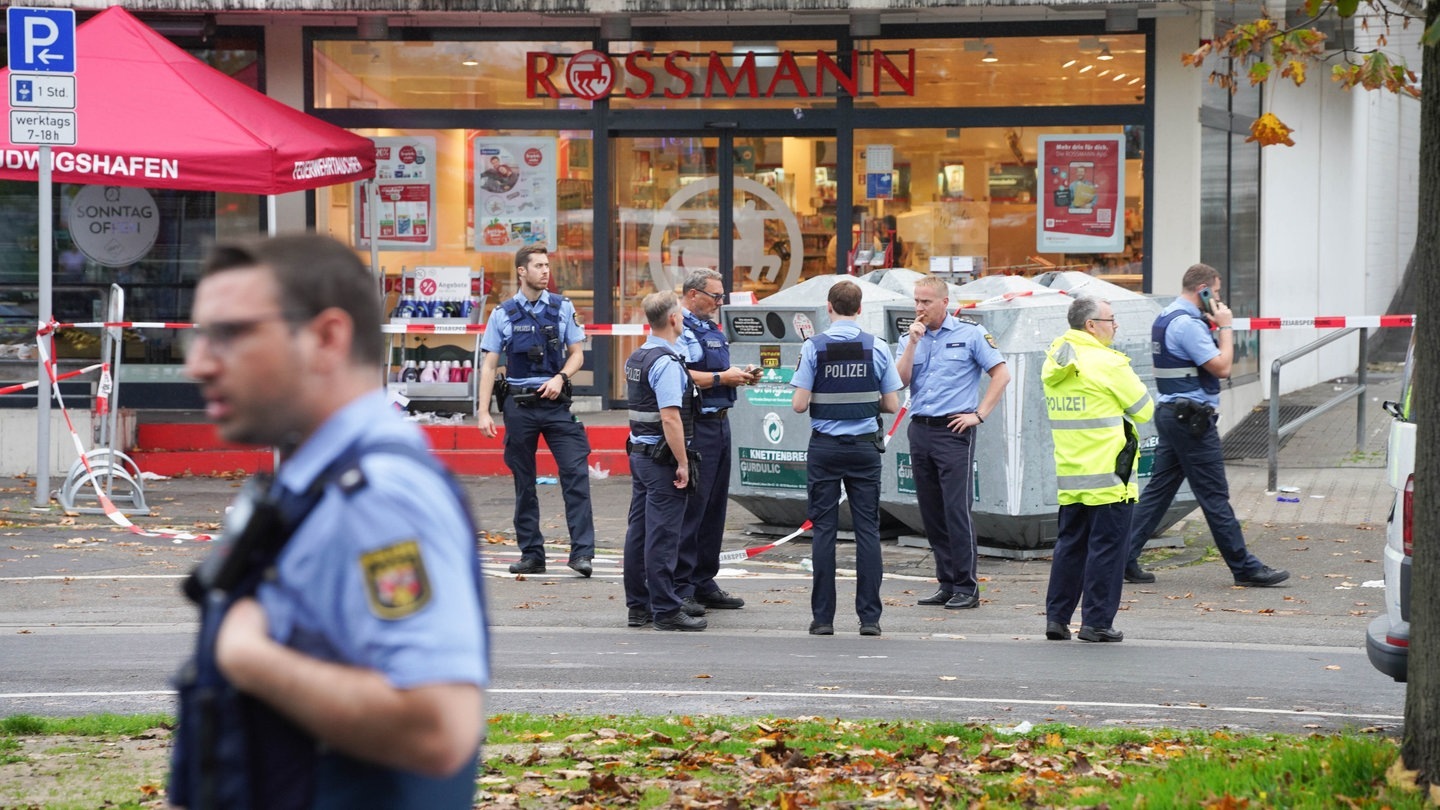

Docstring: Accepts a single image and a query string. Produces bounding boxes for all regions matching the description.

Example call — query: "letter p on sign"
[6,8,76,74]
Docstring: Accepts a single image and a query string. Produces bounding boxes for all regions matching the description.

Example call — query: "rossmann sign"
[527,49,917,101]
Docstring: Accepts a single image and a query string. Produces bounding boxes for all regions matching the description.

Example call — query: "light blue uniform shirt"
[480,291,585,388]
[895,315,1005,418]
[1156,297,1223,409]
[791,321,904,437]
[258,391,488,690]
[629,335,688,446]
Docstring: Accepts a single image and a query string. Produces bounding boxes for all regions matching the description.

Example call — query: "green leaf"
[1424,20,1440,47]
[1335,0,1360,17]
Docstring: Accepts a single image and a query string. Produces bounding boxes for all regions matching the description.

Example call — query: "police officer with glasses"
[674,268,762,616]
[477,245,596,578]
[895,275,1010,610]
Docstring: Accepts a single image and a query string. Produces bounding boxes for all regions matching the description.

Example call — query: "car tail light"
[1388,635,1410,648]
[1403,474,1415,557]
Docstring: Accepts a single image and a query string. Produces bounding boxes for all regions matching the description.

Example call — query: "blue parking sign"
[7,8,77,74]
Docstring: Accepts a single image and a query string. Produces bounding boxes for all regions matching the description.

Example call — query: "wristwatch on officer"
[558,372,570,382]
[712,372,722,388]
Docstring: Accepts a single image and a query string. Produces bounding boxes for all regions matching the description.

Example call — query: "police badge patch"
[985,333,998,349]
[360,540,432,619]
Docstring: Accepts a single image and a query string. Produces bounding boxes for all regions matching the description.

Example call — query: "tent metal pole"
[267,195,277,237]
[368,180,380,276]
[35,146,52,509]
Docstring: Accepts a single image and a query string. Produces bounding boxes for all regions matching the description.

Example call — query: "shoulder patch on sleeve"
[360,539,432,619]
[984,333,998,349]
[573,311,583,327]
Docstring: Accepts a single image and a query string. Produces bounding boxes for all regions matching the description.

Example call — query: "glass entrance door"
[610,133,836,399]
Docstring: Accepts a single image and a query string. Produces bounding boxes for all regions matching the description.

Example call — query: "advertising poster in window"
[473,137,557,253]
[357,136,437,251]
[1036,135,1125,254]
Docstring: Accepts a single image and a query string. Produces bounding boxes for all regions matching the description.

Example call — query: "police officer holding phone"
[1124,263,1289,587]
[674,268,761,616]
[477,245,596,577]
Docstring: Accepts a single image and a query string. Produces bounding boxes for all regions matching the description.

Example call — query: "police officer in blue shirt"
[791,280,903,636]
[177,234,487,809]
[895,275,1010,610]
[477,245,596,577]
[623,290,706,631]
[1123,263,1289,587]
[674,268,762,616]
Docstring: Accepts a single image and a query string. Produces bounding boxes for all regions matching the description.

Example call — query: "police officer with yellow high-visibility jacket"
[1040,297,1153,643]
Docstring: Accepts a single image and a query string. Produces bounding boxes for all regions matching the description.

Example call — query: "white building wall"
[1150,15,1205,296]
[266,23,311,234]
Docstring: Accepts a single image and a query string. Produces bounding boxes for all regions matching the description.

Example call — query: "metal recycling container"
[874,272,1196,551]
[723,274,911,530]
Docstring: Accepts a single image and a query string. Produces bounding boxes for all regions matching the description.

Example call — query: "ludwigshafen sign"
[68,185,160,267]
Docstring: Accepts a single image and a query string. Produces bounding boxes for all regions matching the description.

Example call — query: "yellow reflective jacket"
[1042,329,1155,506]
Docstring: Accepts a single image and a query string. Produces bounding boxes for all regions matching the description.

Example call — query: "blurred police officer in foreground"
[1041,297,1153,643]
[895,275,1010,610]
[791,280,902,637]
[172,234,487,809]
[1124,263,1288,587]
[674,268,761,616]
[476,245,596,577]
[623,291,705,631]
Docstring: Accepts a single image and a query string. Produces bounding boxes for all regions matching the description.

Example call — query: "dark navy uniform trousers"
[806,432,883,626]
[623,451,690,619]
[1126,403,1263,577]
[502,396,596,564]
[675,414,731,600]
[909,421,980,597]
[1047,501,1131,630]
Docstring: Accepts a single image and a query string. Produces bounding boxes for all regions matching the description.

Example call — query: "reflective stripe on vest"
[625,345,694,441]
[809,331,881,421]
[1152,309,1219,396]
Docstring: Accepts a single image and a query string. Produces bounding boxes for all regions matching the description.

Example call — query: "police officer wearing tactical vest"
[1123,263,1289,587]
[623,290,706,631]
[477,245,596,578]
[895,275,1010,610]
[172,234,488,809]
[1041,297,1154,643]
[791,280,903,636]
[674,268,762,616]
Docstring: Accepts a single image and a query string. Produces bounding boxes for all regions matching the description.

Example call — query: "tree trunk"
[1401,0,1440,782]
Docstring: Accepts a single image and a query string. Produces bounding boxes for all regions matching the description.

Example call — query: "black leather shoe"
[1234,566,1290,587]
[917,588,954,606]
[809,621,834,636]
[509,557,545,575]
[654,611,707,631]
[696,589,745,609]
[627,608,651,628]
[1124,563,1156,584]
[944,593,980,610]
[568,558,593,578]
[680,597,708,617]
[859,623,882,636]
[1045,621,1071,640]
[1078,625,1124,643]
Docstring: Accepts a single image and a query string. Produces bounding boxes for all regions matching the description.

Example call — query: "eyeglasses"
[704,291,725,303]
[182,313,303,356]
[1089,318,1117,324]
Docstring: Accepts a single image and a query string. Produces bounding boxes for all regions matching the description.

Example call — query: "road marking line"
[0,687,1400,723]
[0,574,186,582]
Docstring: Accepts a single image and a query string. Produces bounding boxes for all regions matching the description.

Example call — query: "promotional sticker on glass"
[473,136,557,254]
[357,136,437,251]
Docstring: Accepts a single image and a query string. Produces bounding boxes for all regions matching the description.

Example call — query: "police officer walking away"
[173,234,487,808]
[675,268,762,615]
[477,245,596,577]
[1124,263,1289,587]
[623,291,705,631]
[1041,297,1154,642]
[791,280,903,636]
[895,275,1010,610]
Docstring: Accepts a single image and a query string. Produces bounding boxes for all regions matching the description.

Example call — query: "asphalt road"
[0,523,1406,735]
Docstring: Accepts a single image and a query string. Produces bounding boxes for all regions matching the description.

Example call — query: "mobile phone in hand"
[1198,286,1216,317]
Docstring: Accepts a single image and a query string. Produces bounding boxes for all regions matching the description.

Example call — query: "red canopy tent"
[0,6,375,193]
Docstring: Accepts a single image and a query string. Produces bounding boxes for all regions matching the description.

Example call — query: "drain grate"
[1221,405,1314,460]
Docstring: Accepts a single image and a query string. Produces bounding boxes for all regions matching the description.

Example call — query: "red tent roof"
[0,7,375,194]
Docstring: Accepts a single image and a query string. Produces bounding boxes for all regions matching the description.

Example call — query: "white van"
[1366,333,1416,681]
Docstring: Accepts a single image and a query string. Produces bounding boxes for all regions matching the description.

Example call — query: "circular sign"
[524,147,544,167]
[565,50,616,101]
[763,412,785,444]
[418,278,438,296]
[398,145,418,163]
[68,185,160,268]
